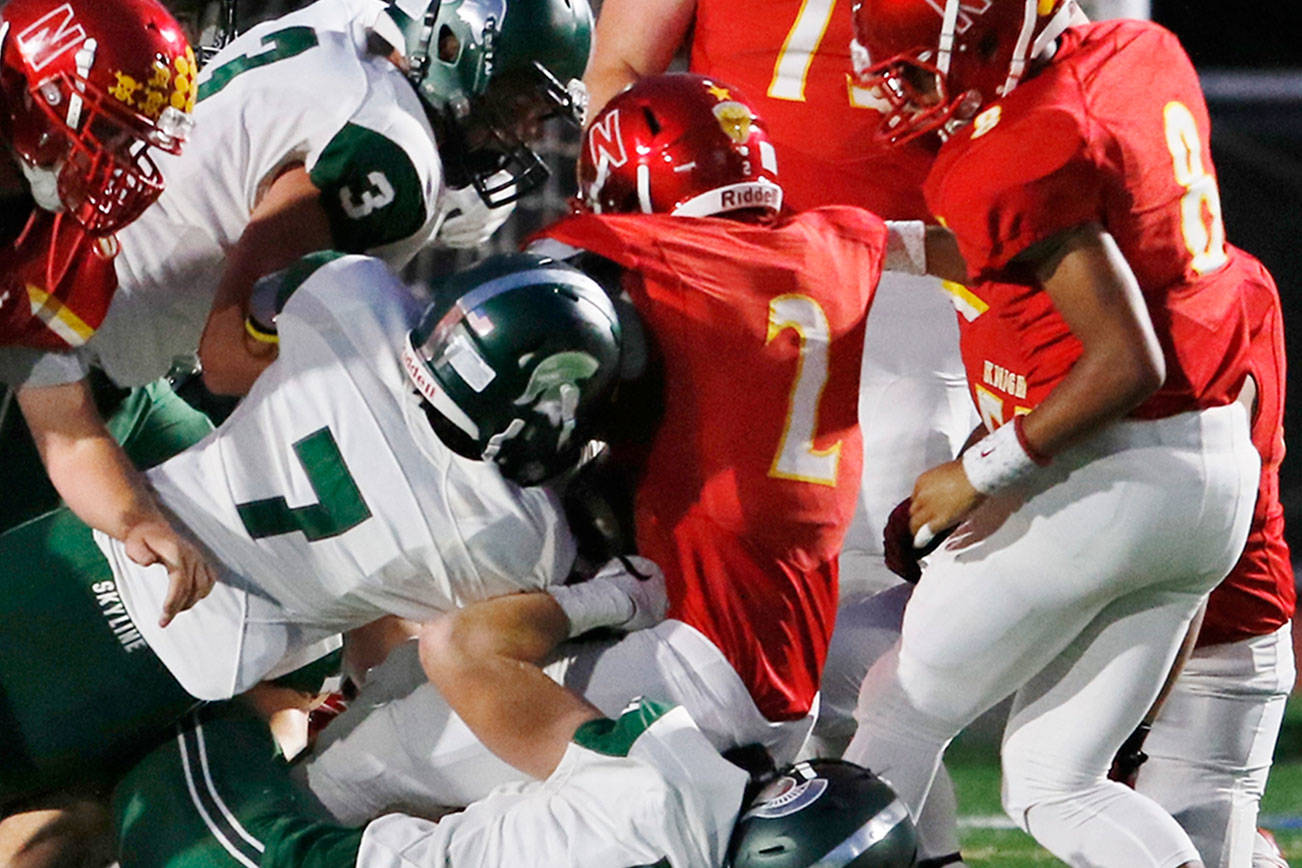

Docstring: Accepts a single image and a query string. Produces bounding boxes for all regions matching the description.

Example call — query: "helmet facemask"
[1,0,197,235]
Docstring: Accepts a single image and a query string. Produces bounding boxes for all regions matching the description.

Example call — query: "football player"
[0,0,218,627]
[841,2,1269,866]
[292,72,912,824]
[1125,271,1295,867]
[108,587,916,867]
[0,0,593,615]
[0,252,634,817]
[581,0,976,606]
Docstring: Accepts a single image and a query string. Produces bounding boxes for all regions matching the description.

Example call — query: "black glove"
[883,497,950,584]
[1108,722,1152,788]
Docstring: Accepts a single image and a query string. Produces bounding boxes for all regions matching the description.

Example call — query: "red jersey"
[926,20,1251,421]
[1199,263,1295,646]
[1,210,120,350]
[543,208,885,719]
[688,0,932,217]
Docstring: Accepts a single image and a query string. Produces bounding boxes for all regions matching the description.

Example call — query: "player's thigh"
[1001,587,1206,801]
[812,583,911,745]
[0,510,196,807]
[107,377,215,469]
[845,272,972,559]
[1144,624,1296,774]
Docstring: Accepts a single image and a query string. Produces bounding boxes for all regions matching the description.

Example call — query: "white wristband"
[548,580,634,638]
[961,419,1043,495]
[883,220,928,275]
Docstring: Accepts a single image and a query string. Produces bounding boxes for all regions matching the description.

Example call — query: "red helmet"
[851,0,1077,145]
[577,73,782,218]
[1,0,197,235]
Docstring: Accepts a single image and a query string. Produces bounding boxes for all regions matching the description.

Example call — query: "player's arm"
[909,222,1164,537]
[197,165,333,396]
[17,378,216,627]
[419,592,602,780]
[582,0,696,116]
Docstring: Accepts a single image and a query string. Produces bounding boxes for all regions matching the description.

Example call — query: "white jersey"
[98,255,574,699]
[356,702,748,868]
[89,0,444,387]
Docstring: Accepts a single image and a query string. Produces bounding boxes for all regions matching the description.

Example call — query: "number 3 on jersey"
[768,295,841,487]
[236,427,372,541]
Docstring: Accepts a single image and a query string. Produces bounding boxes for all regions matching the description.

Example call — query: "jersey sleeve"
[929,105,1105,276]
[306,63,442,265]
[0,345,88,388]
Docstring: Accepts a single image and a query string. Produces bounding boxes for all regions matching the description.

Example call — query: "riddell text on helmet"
[720,187,781,210]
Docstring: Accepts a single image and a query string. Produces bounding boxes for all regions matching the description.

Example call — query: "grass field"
[944,695,1302,865]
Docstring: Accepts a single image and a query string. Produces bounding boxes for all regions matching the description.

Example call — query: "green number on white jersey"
[198,26,320,102]
[235,427,371,541]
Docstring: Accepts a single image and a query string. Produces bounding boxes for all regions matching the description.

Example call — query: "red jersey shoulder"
[1,212,120,350]
[926,87,1099,276]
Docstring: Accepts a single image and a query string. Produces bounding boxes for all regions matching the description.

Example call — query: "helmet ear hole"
[437,26,460,63]
[641,106,661,136]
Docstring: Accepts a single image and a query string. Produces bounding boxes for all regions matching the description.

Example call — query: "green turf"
[944,695,1302,866]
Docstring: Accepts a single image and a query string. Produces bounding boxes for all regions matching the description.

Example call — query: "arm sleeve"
[939,108,1104,276]
[0,345,88,388]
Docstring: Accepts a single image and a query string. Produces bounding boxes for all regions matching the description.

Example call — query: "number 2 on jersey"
[236,427,371,541]
[768,295,841,487]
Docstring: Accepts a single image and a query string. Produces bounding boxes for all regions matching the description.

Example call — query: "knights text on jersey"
[541,208,884,719]
[688,0,932,216]
[0,210,120,350]
[100,255,574,699]
[92,3,442,387]
[925,19,1251,420]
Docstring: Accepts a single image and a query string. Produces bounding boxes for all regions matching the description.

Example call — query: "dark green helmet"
[726,760,918,868]
[403,252,621,485]
[381,0,593,205]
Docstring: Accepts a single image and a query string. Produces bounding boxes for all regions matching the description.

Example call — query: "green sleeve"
[309,123,427,254]
[257,816,366,868]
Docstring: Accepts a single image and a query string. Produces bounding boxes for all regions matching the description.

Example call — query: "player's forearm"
[18,379,165,539]
[582,0,695,116]
[199,165,332,395]
[418,593,601,780]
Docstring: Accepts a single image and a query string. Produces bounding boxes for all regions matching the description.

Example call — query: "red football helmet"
[851,0,1078,144]
[577,73,782,218]
[0,0,197,235]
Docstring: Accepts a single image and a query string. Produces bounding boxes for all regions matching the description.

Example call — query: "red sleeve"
[927,104,1105,277]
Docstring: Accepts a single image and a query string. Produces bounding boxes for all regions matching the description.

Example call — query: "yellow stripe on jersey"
[26,284,95,347]
[941,280,989,323]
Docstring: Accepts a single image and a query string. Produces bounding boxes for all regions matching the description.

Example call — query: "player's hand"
[883,498,951,584]
[595,554,667,632]
[909,459,986,543]
[436,173,517,249]
[123,519,218,628]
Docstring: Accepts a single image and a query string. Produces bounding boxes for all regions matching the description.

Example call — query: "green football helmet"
[381,0,593,205]
[403,252,621,486]
[727,759,918,868]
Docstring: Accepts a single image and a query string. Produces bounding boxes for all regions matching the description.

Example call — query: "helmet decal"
[587,108,629,170]
[712,101,753,146]
[15,3,85,72]
[742,776,828,820]
[922,0,991,36]
[510,350,599,451]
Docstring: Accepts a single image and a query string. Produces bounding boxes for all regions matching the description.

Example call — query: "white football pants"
[846,404,1260,868]
[1136,623,1296,868]
[839,272,974,599]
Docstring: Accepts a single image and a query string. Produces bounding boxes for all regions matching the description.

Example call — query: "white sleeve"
[0,345,88,388]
